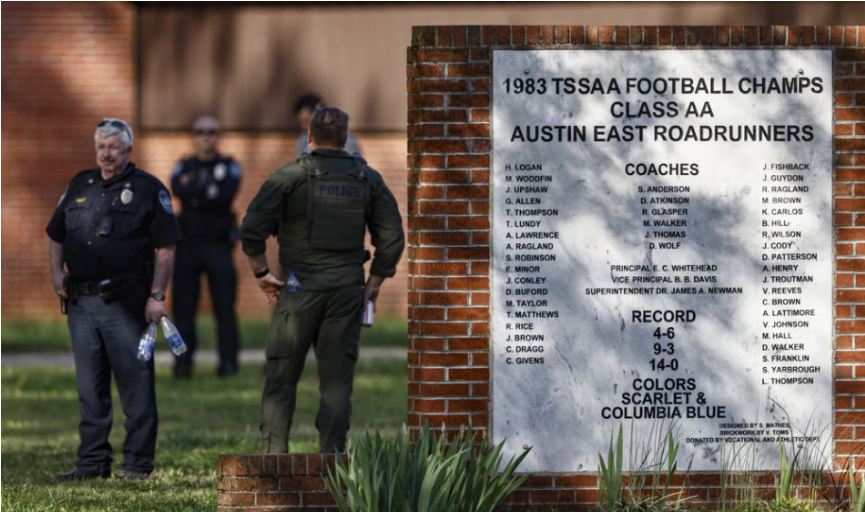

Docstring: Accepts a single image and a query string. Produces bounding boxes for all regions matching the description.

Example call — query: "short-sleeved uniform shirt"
[46,163,183,281]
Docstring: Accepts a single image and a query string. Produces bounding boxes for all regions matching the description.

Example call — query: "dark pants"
[67,284,156,474]
[260,285,363,454]
[172,239,239,375]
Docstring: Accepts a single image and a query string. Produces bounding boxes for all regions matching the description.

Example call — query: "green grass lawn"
[1,315,408,353]
[1,358,408,511]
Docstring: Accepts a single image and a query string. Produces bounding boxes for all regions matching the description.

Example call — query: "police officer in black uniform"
[240,106,404,453]
[47,118,183,480]
[171,115,242,378]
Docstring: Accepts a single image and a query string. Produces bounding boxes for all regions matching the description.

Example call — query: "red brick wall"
[1,2,408,321]
[217,454,342,510]
[404,24,865,512]
[214,24,864,512]
[2,1,136,315]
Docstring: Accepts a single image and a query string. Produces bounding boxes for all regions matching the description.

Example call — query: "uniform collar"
[311,148,351,158]
[193,153,222,164]
[101,162,135,188]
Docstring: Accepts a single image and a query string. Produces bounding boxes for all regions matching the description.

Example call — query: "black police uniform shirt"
[171,155,241,242]
[46,163,183,282]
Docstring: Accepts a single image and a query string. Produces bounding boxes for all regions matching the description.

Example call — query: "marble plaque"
[491,50,833,472]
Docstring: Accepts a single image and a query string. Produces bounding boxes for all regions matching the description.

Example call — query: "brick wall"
[214,24,864,512]
[0,2,408,321]
[403,25,865,512]
[217,454,343,510]
[1,1,136,315]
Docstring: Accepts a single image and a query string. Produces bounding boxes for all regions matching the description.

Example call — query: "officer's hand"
[52,271,68,299]
[145,297,167,324]
[257,274,286,305]
[364,275,386,305]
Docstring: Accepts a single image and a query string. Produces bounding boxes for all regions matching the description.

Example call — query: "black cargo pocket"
[265,300,294,358]
[345,289,363,361]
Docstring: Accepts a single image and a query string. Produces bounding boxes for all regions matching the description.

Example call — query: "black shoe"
[118,470,150,480]
[57,468,110,480]
[217,362,238,378]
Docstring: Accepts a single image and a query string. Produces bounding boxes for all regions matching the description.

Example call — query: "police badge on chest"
[213,162,227,182]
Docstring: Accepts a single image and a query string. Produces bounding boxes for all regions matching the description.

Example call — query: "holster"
[61,276,70,313]
[66,276,81,304]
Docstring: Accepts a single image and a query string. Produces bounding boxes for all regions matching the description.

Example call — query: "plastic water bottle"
[286,271,302,292]
[137,323,157,361]
[160,317,187,356]
[362,300,375,328]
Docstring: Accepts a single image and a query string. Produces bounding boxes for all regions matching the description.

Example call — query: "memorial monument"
[491,49,833,472]
[217,26,864,510]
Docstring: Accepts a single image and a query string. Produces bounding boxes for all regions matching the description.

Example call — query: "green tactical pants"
[260,285,363,454]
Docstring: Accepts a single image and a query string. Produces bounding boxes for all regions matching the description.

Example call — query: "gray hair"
[94,118,134,148]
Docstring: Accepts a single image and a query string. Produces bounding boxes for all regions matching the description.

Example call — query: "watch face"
[151,292,166,302]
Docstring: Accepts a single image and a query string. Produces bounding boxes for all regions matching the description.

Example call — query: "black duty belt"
[69,273,140,296]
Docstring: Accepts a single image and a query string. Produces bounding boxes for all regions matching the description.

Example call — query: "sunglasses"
[97,119,132,139]
[194,129,219,136]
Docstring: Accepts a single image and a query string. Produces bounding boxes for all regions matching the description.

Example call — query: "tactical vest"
[298,154,369,250]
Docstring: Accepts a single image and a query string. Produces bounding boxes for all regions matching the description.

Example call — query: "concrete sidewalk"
[1,347,407,367]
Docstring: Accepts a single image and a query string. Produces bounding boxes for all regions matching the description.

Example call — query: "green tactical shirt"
[239,149,404,291]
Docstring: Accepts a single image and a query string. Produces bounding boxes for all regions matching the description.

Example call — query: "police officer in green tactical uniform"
[239,106,404,453]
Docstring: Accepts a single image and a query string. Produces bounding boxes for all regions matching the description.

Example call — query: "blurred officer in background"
[240,106,404,453]
[171,115,242,378]
[294,93,362,157]
[47,118,182,480]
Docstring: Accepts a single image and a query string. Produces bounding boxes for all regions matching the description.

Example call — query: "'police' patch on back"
[315,183,362,200]
[158,190,174,214]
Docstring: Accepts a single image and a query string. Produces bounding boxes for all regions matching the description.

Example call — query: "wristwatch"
[150,292,166,302]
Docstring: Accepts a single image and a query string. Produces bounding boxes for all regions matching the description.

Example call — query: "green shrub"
[598,424,625,512]
[766,496,822,512]
[776,441,799,501]
[849,461,865,512]
[599,422,690,512]
[324,424,530,512]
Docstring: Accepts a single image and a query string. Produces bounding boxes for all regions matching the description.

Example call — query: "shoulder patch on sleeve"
[158,189,175,214]
[229,161,242,179]
[172,161,185,177]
